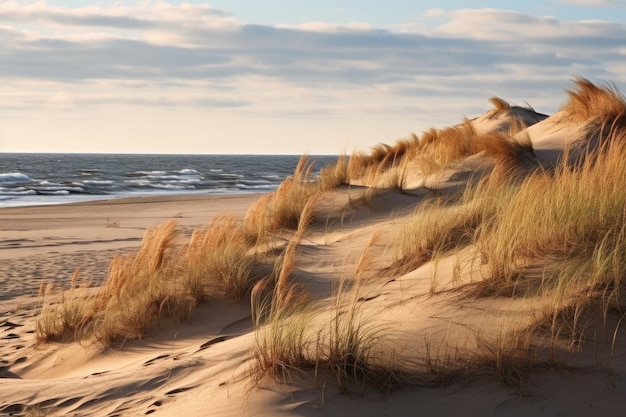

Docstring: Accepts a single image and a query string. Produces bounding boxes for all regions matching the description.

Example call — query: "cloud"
[275,21,373,33]
[555,0,626,6]
[0,0,239,30]
[2,2,626,153]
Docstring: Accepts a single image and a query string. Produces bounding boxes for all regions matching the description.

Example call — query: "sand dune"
[3,79,626,416]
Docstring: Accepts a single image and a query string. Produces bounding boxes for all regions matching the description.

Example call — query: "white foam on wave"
[0,172,31,183]
[36,185,85,193]
[38,190,70,195]
[236,183,274,190]
[171,177,201,184]
[148,183,195,190]
[0,188,37,196]
[82,180,114,185]
[135,170,167,176]
[178,169,202,175]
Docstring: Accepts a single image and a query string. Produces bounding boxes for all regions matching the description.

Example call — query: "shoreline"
[0,189,266,210]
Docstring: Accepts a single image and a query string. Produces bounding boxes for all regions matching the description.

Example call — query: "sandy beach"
[3,79,626,416]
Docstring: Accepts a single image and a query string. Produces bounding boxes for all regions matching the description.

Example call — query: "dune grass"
[251,288,390,395]
[391,118,626,361]
[392,200,482,274]
[387,80,626,373]
[244,154,350,244]
[475,126,626,298]
[252,238,408,395]
[36,218,257,345]
[185,216,255,302]
[561,76,626,123]
[346,97,539,191]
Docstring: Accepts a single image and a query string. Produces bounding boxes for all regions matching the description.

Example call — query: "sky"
[1,1,626,154]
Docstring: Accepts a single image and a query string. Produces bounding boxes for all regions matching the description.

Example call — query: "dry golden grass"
[390,88,626,368]
[243,155,320,241]
[475,127,626,297]
[251,193,320,383]
[345,96,542,190]
[347,135,419,182]
[561,76,626,123]
[319,154,350,191]
[392,200,482,275]
[36,218,257,345]
[316,278,405,394]
[36,275,91,344]
[185,216,255,302]
[488,96,512,113]
[475,130,536,184]
[253,246,408,394]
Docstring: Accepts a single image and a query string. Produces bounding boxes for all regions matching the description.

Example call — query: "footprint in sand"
[0,320,23,330]
[0,403,25,414]
[0,366,20,378]
[56,397,82,408]
[165,386,195,396]
[197,336,227,352]
[142,354,170,367]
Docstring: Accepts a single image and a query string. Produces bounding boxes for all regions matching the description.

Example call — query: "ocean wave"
[0,172,31,183]
[218,173,244,179]
[236,183,274,190]
[145,174,202,181]
[178,169,202,175]
[240,179,272,185]
[0,188,37,196]
[37,190,70,195]
[148,183,195,190]
[172,178,202,184]
[35,185,85,193]
[134,170,167,176]
[82,180,115,185]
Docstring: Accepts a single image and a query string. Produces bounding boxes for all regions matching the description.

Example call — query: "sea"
[0,153,339,208]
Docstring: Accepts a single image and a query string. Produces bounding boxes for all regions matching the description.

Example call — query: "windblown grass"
[185,216,255,302]
[319,154,350,191]
[244,155,333,243]
[348,103,538,189]
[475,127,626,300]
[392,200,482,274]
[36,218,257,345]
[253,232,408,395]
[252,284,403,395]
[561,76,626,123]
[391,89,626,357]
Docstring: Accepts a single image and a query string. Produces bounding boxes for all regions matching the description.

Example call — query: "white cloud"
[275,21,372,33]
[555,0,626,6]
